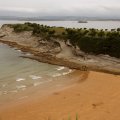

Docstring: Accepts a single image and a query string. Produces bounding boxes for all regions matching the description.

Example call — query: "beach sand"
[0,71,120,120]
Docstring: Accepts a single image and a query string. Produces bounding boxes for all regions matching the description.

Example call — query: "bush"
[10,22,120,58]
[66,28,120,58]
[13,24,33,32]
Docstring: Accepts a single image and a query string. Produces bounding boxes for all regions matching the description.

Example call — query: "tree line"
[9,22,120,58]
[66,28,120,58]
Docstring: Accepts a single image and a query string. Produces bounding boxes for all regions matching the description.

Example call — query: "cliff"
[0,24,120,75]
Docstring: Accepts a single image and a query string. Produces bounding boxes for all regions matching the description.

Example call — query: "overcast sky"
[0,0,120,17]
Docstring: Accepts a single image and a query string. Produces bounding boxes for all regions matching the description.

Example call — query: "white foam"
[16,85,26,89]
[56,66,65,71]
[26,53,32,56]
[17,50,21,52]
[62,69,73,76]
[16,78,25,82]
[52,69,74,77]
[52,73,62,77]
[62,72,69,75]
[29,75,42,80]
[68,69,73,73]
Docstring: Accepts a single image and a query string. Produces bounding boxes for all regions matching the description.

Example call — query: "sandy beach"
[0,23,120,120]
[0,71,120,120]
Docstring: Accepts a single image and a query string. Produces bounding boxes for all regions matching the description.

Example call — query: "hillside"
[0,23,120,75]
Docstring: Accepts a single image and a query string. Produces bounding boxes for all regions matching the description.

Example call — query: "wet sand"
[0,71,120,120]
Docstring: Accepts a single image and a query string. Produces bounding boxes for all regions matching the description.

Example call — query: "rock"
[73,49,86,58]
[0,34,6,38]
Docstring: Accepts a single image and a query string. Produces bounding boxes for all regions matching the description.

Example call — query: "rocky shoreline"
[0,25,120,75]
[0,39,88,70]
[0,39,120,75]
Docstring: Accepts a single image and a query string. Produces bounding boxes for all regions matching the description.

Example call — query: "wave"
[62,69,73,75]
[52,73,62,77]
[52,69,73,77]
[56,66,65,71]
[29,75,42,80]
[16,78,26,82]
[16,85,26,90]
[17,49,22,52]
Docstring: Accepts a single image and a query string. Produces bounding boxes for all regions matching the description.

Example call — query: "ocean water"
[0,20,119,106]
[0,44,75,106]
[0,20,120,29]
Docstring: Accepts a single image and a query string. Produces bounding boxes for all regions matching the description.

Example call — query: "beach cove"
[0,21,120,120]
[0,71,120,120]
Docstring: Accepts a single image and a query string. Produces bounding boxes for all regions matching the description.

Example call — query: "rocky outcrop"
[0,25,120,75]
[0,25,62,54]
[0,34,6,38]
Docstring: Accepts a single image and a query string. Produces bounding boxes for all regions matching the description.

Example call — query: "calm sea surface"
[0,20,120,29]
[0,44,75,105]
[0,20,120,105]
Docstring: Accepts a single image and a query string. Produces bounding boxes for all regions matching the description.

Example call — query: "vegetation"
[11,23,34,32]
[66,28,120,58]
[11,22,65,39]
[10,22,120,58]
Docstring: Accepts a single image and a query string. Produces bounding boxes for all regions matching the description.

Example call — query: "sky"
[0,0,120,18]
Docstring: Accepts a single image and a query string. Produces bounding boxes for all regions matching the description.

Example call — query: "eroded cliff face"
[0,25,120,75]
[0,25,62,54]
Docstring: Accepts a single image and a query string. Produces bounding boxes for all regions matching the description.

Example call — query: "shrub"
[10,22,120,58]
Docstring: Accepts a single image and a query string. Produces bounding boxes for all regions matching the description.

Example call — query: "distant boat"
[78,20,88,23]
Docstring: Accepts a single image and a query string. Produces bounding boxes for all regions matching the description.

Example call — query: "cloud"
[0,7,36,13]
[0,0,120,17]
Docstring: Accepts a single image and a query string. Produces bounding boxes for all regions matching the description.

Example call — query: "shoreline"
[0,70,89,110]
[0,24,120,120]
[0,71,120,120]
[0,24,120,75]
[0,39,120,75]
